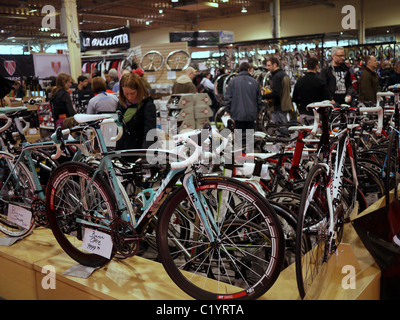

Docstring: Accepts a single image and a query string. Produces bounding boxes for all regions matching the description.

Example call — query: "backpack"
[280,75,293,112]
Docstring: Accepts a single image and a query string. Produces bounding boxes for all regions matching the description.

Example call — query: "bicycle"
[45,114,285,300]
[294,101,383,299]
[381,85,400,205]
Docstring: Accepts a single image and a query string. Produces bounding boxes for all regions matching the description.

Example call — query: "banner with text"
[169,30,234,47]
[80,26,130,52]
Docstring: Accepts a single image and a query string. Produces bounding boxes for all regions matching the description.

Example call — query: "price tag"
[82,228,113,259]
[7,204,32,229]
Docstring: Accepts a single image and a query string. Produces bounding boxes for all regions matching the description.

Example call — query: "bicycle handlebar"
[358,104,383,135]
[307,101,383,135]
[170,137,201,169]
[0,114,13,133]
[50,113,124,160]
[170,126,232,169]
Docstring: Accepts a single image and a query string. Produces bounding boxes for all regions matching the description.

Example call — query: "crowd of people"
[10,45,400,149]
[208,46,400,136]
[47,64,156,151]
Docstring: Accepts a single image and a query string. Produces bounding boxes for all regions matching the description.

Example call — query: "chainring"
[110,219,144,258]
[31,198,49,227]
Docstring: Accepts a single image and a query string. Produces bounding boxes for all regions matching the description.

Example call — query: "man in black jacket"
[388,61,400,87]
[262,57,292,136]
[320,46,355,105]
[292,57,331,124]
[263,57,286,111]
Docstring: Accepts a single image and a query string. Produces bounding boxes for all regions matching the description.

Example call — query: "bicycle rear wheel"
[45,162,117,267]
[156,176,285,300]
[384,131,400,204]
[295,164,330,299]
[0,152,36,237]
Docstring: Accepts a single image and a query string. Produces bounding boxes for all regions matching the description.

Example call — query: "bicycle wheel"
[384,131,400,204]
[156,176,285,300]
[140,50,164,72]
[45,162,117,267]
[0,151,36,237]
[166,50,191,71]
[295,163,330,299]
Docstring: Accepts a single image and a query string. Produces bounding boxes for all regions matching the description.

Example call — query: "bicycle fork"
[182,174,219,243]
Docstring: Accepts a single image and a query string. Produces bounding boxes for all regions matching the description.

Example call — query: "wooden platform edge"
[0,224,381,300]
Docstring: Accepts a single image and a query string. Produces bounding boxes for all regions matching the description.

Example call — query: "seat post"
[318,107,330,159]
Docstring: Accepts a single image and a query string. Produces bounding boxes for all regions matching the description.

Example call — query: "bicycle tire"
[295,163,330,299]
[156,176,285,300]
[384,131,399,205]
[0,151,36,237]
[45,161,117,267]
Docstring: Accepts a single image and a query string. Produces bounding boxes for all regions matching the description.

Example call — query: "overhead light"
[159,9,163,13]
[205,1,219,7]
[0,15,27,20]
[241,7,247,13]
[171,0,179,2]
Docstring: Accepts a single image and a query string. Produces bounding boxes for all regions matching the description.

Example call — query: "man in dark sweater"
[359,55,379,103]
[292,57,331,124]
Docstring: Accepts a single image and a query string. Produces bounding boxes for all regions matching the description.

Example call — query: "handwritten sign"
[7,204,32,229]
[82,228,113,259]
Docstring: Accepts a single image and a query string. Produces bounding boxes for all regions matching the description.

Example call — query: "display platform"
[0,219,381,300]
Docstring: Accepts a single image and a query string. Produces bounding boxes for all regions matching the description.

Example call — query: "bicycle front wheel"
[295,163,330,299]
[45,162,117,267]
[156,176,285,300]
[0,152,36,237]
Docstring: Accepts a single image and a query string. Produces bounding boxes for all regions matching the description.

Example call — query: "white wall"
[130,0,400,46]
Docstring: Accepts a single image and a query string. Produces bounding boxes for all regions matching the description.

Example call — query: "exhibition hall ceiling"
[0,0,337,45]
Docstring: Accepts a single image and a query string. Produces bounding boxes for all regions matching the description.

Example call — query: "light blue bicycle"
[45,113,285,300]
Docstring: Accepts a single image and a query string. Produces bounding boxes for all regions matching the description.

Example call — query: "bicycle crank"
[31,198,49,227]
[110,219,144,258]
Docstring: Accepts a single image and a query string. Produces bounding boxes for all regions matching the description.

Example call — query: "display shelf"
[263,223,381,300]
[0,221,381,300]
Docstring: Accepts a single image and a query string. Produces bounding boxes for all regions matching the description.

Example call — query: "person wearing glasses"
[320,46,355,105]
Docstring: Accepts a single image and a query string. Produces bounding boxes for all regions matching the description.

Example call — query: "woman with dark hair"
[116,73,156,150]
[50,73,76,128]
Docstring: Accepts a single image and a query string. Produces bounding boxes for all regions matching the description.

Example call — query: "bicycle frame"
[307,107,358,251]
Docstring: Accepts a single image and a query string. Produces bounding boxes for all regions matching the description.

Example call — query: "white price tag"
[167,71,176,80]
[82,228,113,259]
[7,204,32,229]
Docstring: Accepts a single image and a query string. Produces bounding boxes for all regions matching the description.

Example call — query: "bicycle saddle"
[388,84,400,93]
[74,114,112,124]
[0,106,27,114]
[306,101,334,110]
